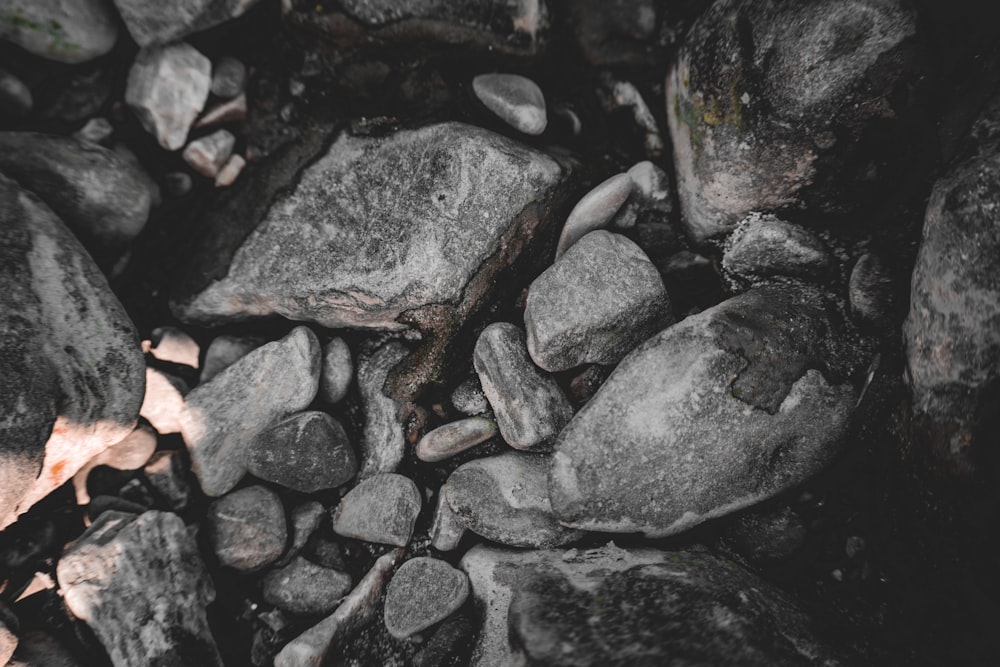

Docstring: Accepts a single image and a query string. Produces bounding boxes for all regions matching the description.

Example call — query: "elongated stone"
[555,173,632,258]
[416,417,497,462]
[473,73,547,135]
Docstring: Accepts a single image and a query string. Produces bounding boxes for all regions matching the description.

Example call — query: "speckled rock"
[555,173,633,258]
[550,284,863,537]
[384,557,470,639]
[525,230,672,372]
[112,0,266,47]
[356,342,408,478]
[722,214,832,283]
[263,557,352,616]
[320,337,353,404]
[332,473,420,547]
[416,417,497,462]
[473,73,547,135]
[207,485,286,572]
[245,411,357,493]
[0,0,118,63]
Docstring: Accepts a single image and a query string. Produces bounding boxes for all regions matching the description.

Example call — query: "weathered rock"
[73,424,156,505]
[0,132,152,253]
[474,323,573,451]
[320,337,353,404]
[143,449,190,511]
[356,342,408,478]
[207,485,286,572]
[550,284,862,537]
[430,490,466,552]
[447,452,584,548]
[667,0,918,240]
[245,411,357,493]
[849,253,894,330]
[0,68,31,117]
[126,43,212,151]
[145,326,200,368]
[211,56,247,98]
[263,557,352,615]
[57,511,223,666]
[113,0,266,47]
[721,505,807,563]
[183,129,236,178]
[331,473,421,547]
[199,333,263,383]
[0,0,118,63]
[179,326,320,496]
[450,377,490,416]
[0,175,144,530]
[722,214,832,283]
[275,500,325,567]
[171,122,571,401]
[473,73,547,135]
[139,367,188,434]
[555,173,632,258]
[384,557,470,639]
[416,417,497,462]
[214,153,246,187]
[5,631,82,667]
[526,230,672,371]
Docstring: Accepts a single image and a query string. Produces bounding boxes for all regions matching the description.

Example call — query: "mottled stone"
[199,334,263,383]
[207,485,286,572]
[473,73,547,135]
[320,337,353,404]
[112,0,266,47]
[211,56,247,98]
[143,449,190,511]
[332,473,421,547]
[555,173,632,258]
[356,342,408,478]
[263,557,352,615]
[0,0,118,63]
[57,511,222,666]
[139,367,188,435]
[416,417,497,462]
[183,129,236,178]
[0,68,31,117]
[245,411,357,493]
[722,214,832,283]
[384,557,470,639]
[73,424,156,505]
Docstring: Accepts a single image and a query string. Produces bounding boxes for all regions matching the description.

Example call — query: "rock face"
[56,511,223,667]
[525,230,673,371]
[0,0,118,64]
[0,175,144,530]
[0,132,152,255]
[172,122,571,400]
[550,284,861,537]
[113,0,266,47]
[245,411,357,493]
[383,557,470,639]
[666,0,918,240]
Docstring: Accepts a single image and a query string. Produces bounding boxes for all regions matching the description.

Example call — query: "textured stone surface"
[263,557,352,615]
[473,323,573,451]
[555,173,632,258]
[206,485,286,572]
[667,0,918,240]
[0,0,118,63]
[356,342,408,478]
[526,230,672,371]
[246,411,356,493]
[416,416,497,462]
[0,175,144,530]
[550,284,862,537]
[56,511,222,667]
[384,557,469,639]
[320,337,353,404]
[332,473,420,546]
[446,452,584,548]
[722,214,832,283]
[112,0,266,47]
[472,73,547,135]
[180,326,320,496]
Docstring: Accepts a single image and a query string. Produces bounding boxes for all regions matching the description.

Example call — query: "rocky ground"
[1,0,1000,665]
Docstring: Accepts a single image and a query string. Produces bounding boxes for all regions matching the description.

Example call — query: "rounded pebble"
[211,57,248,99]
[384,557,470,640]
[416,417,497,462]
[207,486,287,572]
[472,73,547,135]
[320,337,353,404]
[263,557,352,615]
[332,473,421,547]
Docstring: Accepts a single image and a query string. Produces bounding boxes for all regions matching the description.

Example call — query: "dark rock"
[0,0,118,63]
[6,631,82,667]
[416,416,497,462]
[143,449,191,511]
[722,214,832,284]
[849,253,894,330]
[525,230,673,371]
[319,337,353,404]
[384,557,470,639]
[246,411,356,493]
[72,424,157,505]
[211,56,247,99]
[331,473,421,547]
[56,511,223,667]
[0,68,31,117]
[356,342,408,478]
[206,485,286,572]
[263,557,352,615]
[412,615,474,667]
[112,0,266,47]
[472,73,547,135]
[721,505,807,563]
[566,0,665,67]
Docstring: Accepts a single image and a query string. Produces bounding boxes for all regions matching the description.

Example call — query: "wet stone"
[207,485,287,572]
[263,557,352,616]
[472,73,547,135]
[416,417,497,463]
[384,557,470,640]
[246,411,357,493]
[331,473,421,547]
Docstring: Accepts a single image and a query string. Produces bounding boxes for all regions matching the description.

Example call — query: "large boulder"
[172,122,572,400]
[550,283,864,537]
[0,175,144,530]
[0,0,118,64]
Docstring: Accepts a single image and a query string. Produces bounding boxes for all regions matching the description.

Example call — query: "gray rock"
[143,449,191,511]
[211,56,247,98]
[849,253,894,330]
[473,323,573,451]
[0,0,118,63]
[139,366,188,435]
[183,129,236,178]
[416,416,497,462]
[319,337,353,404]
[555,173,632,258]
[721,505,807,563]
[214,153,246,187]
[472,73,547,135]
[0,68,31,117]
[72,424,157,505]
[245,411,357,493]
[112,0,266,47]
[171,122,571,401]
[207,485,286,572]
[384,557,470,639]
[526,230,673,372]
[179,326,320,496]
[430,490,466,552]
[57,511,223,666]
[331,473,421,547]
[199,333,263,383]
[446,452,584,548]
[667,0,918,240]
[356,342,409,478]
[450,377,490,416]
[275,501,325,567]
[263,557,352,615]
[0,132,152,253]
[0,175,144,530]
[126,43,212,151]
[74,117,113,145]
[6,631,82,667]
[610,160,674,230]
[722,214,832,283]
[550,284,861,537]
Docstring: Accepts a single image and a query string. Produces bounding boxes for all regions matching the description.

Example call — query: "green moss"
[5,8,80,53]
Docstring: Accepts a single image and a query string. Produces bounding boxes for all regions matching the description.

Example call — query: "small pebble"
[139,367,189,435]
[200,334,263,383]
[145,326,200,368]
[555,173,633,258]
[263,557,352,615]
[245,411,357,493]
[215,153,246,187]
[384,557,470,639]
[143,449,190,511]
[72,424,157,505]
[430,491,466,552]
[416,417,497,462]
[73,117,114,145]
[275,501,326,567]
[183,129,236,178]
[319,337,353,404]
[0,68,32,118]
[207,486,287,572]
[196,92,248,128]
[211,57,248,99]
[472,73,547,135]
[450,377,491,416]
[331,474,421,547]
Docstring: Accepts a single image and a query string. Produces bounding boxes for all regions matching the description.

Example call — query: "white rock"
[472,73,547,135]
[139,367,188,435]
[555,172,633,258]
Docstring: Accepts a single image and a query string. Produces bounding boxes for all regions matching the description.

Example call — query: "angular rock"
[555,173,632,258]
[320,337,353,404]
[179,326,320,496]
[384,557,470,639]
[183,129,236,178]
[6,631,82,667]
[72,424,156,505]
[275,501,325,567]
[849,253,894,330]
[171,122,571,401]
[207,485,286,572]
[145,326,200,368]
[57,511,222,667]
[0,132,152,254]
[474,323,573,451]
[447,452,584,548]
[667,0,918,240]
[331,473,420,547]
[199,333,263,383]
[430,490,466,552]
[722,214,832,283]
[416,417,497,462]
[526,230,672,371]
[113,0,266,47]
[0,68,31,117]
[245,411,357,493]
[143,449,190,511]
[0,0,118,64]
[126,43,212,151]
[473,73,547,135]
[211,56,247,98]
[550,284,862,537]
[263,557,352,615]
[139,366,188,435]
[0,175,144,530]
[356,342,408,478]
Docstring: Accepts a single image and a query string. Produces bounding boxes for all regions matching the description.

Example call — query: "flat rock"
[0,0,118,63]
[473,73,547,135]
[446,452,584,548]
[56,511,222,666]
[474,323,573,451]
[550,284,862,537]
[722,214,832,283]
[384,557,470,639]
[263,557,352,616]
[179,326,320,496]
[526,230,672,371]
[245,411,357,493]
[0,175,144,530]
[206,485,286,572]
[666,0,918,240]
[126,43,212,151]
[356,342,408,478]
[416,416,497,462]
[320,337,353,404]
[171,122,571,401]
[0,132,152,254]
[112,0,266,47]
[331,473,420,547]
